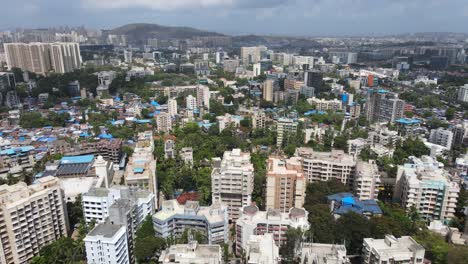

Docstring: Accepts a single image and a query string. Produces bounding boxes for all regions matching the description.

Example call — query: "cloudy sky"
[2,0,468,36]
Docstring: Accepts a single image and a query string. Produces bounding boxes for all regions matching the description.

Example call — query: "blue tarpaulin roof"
[60,155,94,164]
[133,168,144,173]
[99,134,113,139]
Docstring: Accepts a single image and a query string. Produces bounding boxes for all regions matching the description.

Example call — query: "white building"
[159,241,222,264]
[458,84,468,102]
[307,97,342,111]
[362,235,425,264]
[240,46,267,64]
[186,95,197,111]
[168,98,178,117]
[263,79,274,102]
[299,243,350,264]
[211,149,254,221]
[197,85,210,111]
[276,118,298,148]
[294,148,356,185]
[236,205,309,255]
[152,200,229,244]
[84,223,129,264]
[348,138,368,157]
[354,160,381,200]
[245,234,280,264]
[394,156,460,221]
[180,147,194,166]
[429,128,453,149]
[82,186,155,225]
[156,112,173,133]
[216,113,242,132]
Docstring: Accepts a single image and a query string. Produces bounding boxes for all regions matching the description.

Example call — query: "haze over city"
[2,0,468,35]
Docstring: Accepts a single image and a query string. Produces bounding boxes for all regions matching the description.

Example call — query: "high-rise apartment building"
[159,242,222,264]
[307,97,342,111]
[156,112,173,133]
[276,118,298,148]
[4,42,81,74]
[152,200,229,244]
[365,89,405,123]
[186,95,197,111]
[236,205,309,255]
[304,70,323,89]
[354,160,380,200]
[211,149,254,221]
[168,98,178,117]
[263,79,274,102]
[0,176,69,264]
[394,156,460,221]
[82,186,155,225]
[240,46,267,65]
[362,235,425,264]
[124,132,157,205]
[429,128,453,149]
[84,223,130,264]
[294,148,356,185]
[458,84,468,102]
[252,110,267,129]
[196,85,210,111]
[265,156,306,212]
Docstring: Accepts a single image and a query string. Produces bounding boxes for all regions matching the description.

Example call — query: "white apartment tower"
[429,128,453,149]
[211,149,254,221]
[276,118,298,148]
[156,112,173,133]
[394,156,460,221]
[168,98,178,117]
[362,235,425,264]
[354,160,381,200]
[0,176,69,264]
[84,223,130,264]
[294,148,356,186]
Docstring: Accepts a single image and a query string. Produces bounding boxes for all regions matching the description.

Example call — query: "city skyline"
[2,0,468,36]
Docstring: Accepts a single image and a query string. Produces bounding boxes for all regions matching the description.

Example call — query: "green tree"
[335,212,371,254]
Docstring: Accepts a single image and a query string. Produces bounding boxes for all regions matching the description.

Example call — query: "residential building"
[168,98,178,117]
[300,86,315,98]
[159,241,222,264]
[216,113,242,132]
[124,132,157,205]
[299,243,350,264]
[186,95,197,111]
[263,79,274,102]
[307,97,342,111]
[354,160,381,200]
[327,192,382,219]
[156,112,173,133]
[152,200,228,244]
[368,125,399,147]
[458,84,468,102]
[84,223,130,264]
[276,118,298,148]
[240,46,267,64]
[365,89,405,123]
[211,149,254,221]
[429,128,453,149]
[82,186,155,225]
[236,205,310,254]
[362,235,425,264]
[252,111,267,129]
[348,138,368,157]
[265,156,306,212]
[179,147,193,166]
[0,177,68,264]
[124,50,132,63]
[394,156,460,221]
[294,148,356,185]
[304,70,323,88]
[395,118,422,136]
[245,234,280,264]
[196,85,210,111]
[164,139,175,159]
[451,122,467,148]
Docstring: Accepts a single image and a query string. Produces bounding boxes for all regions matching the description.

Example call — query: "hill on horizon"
[106,23,225,44]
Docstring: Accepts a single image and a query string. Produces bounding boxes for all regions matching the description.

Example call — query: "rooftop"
[87,223,123,238]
